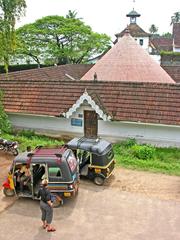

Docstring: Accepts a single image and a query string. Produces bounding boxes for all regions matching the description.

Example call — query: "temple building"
[0,31,179,147]
[115,9,150,53]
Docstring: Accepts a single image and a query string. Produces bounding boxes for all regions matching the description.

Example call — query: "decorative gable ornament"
[62,90,111,121]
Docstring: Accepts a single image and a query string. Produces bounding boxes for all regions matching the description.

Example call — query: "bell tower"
[126,9,141,24]
[126,0,140,24]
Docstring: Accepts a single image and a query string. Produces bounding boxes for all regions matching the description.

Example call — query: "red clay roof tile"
[0,79,179,125]
[162,66,180,83]
[115,23,150,38]
[81,34,175,83]
[0,64,93,81]
[150,37,173,52]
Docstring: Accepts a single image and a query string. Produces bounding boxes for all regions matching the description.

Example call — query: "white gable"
[62,90,111,121]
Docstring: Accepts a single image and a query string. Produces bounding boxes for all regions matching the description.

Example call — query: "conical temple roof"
[81,33,175,83]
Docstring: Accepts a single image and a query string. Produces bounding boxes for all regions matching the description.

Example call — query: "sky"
[17,0,180,40]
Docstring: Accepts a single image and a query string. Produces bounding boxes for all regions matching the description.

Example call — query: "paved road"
[0,180,180,240]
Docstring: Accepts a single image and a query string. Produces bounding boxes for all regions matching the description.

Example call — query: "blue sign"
[71,118,82,127]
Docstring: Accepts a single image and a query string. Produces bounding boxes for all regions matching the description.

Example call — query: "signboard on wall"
[71,118,82,127]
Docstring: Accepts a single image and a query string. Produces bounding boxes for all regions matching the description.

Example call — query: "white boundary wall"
[8,113,180,147]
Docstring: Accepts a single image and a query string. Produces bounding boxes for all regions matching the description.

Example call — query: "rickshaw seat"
[80,164,89,176]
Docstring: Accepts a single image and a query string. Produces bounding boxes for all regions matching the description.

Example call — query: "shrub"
[17,129,36,139]
[113,139,137,156]
[0,91,12,133]
[120,138,137,148]
[131,145,155,160]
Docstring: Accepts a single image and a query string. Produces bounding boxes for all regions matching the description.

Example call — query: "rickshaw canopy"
[67,137,112,156]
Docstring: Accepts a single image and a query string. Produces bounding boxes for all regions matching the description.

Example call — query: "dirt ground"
[0,152,180,201]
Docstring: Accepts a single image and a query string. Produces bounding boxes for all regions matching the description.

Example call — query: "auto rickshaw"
[67,137,115,185]
[2,145,79,207]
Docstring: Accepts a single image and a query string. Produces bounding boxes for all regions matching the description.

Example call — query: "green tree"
[149,24,158,35]
[161,32,172,38]
[0,0,26,72]
[15,15,111,65]
[16,23,42,67]
[0,91,12,133]
[66,10,81,19]
[171,11,180,25]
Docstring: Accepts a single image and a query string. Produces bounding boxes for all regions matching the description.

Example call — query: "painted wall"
[98,120,180,147]
[8,113,180,147]
[133,37,149,52]
[173,46,180,52]
[8,113,83,139]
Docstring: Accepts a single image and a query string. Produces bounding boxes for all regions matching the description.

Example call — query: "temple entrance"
[84,110,98,138]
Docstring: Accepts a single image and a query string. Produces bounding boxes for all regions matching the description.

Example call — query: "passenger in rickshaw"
[19,164,31,192]
[14,166,24,184]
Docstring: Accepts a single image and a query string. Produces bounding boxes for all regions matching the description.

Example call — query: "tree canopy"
[0,0,26,72]
[171,11,180,25]
[161,32,172,38]
[149,24,158,35]
[15,15,111,65]
[0,91,12,133]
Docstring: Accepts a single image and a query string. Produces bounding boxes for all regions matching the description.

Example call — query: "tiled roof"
[115,23,150,38]
[162,66,180,83]
[173,23,180,47]
[0,64,93,81]
[150,37,173,52]
[81,33,175,83]
[0,79,179,125]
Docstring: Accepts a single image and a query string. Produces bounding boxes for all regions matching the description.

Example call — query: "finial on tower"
[126,0,140,24]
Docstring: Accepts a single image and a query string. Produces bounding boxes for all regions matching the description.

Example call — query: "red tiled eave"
[0,64,93,81]
[0,79,179,126]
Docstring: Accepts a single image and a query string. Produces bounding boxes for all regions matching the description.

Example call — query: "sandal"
[43,225,47,229]
[47,228,56,232]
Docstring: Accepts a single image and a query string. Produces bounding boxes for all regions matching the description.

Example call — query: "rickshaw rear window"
[48,167,62,177]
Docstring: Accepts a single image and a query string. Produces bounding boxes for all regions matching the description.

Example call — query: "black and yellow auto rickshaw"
[2,146,79,207]
[67,137,115,185]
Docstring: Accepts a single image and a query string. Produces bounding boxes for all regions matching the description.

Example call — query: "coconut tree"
[149,24,158,35]
[171,12,180,25]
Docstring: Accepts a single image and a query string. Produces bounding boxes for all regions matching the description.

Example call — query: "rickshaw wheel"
[3,188,15,197]
[93,176,105,186]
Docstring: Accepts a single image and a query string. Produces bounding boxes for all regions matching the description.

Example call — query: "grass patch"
[1,131,63,152]
[113,139,180,176]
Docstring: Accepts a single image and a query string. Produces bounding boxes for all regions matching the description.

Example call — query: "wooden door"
[84,110,98,138]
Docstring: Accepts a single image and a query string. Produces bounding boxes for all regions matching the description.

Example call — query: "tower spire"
[126,1,140,24]
[133,0,135,9]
